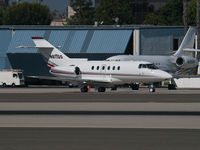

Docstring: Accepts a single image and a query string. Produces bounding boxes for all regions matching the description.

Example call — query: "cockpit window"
[138,64,158,69]
[148,64,158,69]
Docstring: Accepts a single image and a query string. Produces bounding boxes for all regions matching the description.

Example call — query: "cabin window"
[117,66,120,70]
[113,66,115,70]
[13,73,17,78]
[102,66,105,70]
[91,66,94,70]
[97,66,99,70]
[107,66,110,70]
[138,64,142,69]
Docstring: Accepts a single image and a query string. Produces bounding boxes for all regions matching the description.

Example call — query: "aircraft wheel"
[149,87,155,93]
[131,83,139,90]
[111,86,117,91]
[2,83,6,87]
[98,87,106,92]
[168,84,176,90]
[80,86,88,93]
[11,83,16,87]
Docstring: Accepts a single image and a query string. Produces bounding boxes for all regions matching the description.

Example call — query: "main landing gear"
[80,85,88,93]
[111,86,117,91]
[168,84,176,90]
[98,87,106,92]
[149,85,155,93]
[131,83,139,90]
[80,86,106,93]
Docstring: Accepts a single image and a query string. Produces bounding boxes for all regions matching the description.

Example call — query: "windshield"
[138,64,158,69]
[18,73,23,79]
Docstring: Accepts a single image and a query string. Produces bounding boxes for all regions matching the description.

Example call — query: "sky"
[10,0,70,14]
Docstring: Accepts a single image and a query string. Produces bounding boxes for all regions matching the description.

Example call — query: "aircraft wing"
[81,76,112,84]
[26,76,113,86]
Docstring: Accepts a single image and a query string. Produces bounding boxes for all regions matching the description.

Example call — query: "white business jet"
[18,37,172,92]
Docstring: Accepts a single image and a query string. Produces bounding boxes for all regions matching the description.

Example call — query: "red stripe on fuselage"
[47,63,55,67]
[50,69,147,77]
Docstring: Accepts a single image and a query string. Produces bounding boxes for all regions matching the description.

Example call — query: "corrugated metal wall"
[7,30,45,53]
[140,27,184,55]
[7,29,132,54]
[87,30,132,53]
[0,30,12,70]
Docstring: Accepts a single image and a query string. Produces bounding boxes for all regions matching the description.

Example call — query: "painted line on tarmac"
[0,110,200,115]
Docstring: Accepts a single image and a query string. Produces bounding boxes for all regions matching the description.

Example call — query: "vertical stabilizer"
[173,27,196,57]
[32,37,70,67]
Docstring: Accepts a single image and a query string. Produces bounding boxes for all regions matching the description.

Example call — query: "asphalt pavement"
[0,128,199,150]
[0,87,200,150]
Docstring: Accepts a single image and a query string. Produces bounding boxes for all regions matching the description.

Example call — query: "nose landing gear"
[149,85,155,93]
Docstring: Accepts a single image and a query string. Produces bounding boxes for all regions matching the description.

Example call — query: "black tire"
[98,87,106,92]
[149,87,155,93]
[111,86,117,91]
[168,84,176,90]
[2,83,6,87]
[11,83,16,87]
[81,86,88,93]
[131,84,139,90]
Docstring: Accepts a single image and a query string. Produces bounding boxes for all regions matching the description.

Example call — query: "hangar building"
[0,25,184,83]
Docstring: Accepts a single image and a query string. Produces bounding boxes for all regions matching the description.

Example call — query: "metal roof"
[0,25,185,30]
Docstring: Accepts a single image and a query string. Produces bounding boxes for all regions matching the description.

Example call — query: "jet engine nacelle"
[64,66,81,75]
[50,66,81,76]
[175,56,198,69]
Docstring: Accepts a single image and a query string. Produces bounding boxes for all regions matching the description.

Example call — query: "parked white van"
[0,70,24,87]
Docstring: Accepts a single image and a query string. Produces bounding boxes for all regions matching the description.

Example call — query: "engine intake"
[175,56,198,69]
[176,57,184,66]
[75,66,80,75]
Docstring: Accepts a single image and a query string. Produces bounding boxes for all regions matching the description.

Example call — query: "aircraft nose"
[162,71,172,80]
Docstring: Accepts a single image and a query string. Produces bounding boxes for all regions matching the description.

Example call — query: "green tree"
[0,7,4,25]
[68,0,95,25]
[183,0,189,34]
[143,13,165,25]
[143,0,183,25]
[3,2,52,25]
[188,0,197,25]
[95,0,133,25]
[0,0,9,9]
[131,1,154,24]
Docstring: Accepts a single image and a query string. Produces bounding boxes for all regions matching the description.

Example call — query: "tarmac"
[0,87,200,149]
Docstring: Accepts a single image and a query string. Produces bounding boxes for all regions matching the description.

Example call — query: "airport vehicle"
[18,37,172,92]
[107,27,198,89]
[0,70,24,87]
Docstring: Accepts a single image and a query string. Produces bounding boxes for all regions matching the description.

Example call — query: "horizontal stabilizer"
[17,46,54,49]
[183,48,200,52]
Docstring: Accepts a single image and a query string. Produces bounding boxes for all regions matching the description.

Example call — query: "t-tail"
[31,37,70,67]
[173,27,196,57]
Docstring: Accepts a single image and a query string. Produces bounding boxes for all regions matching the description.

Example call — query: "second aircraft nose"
[161,71,172,80]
